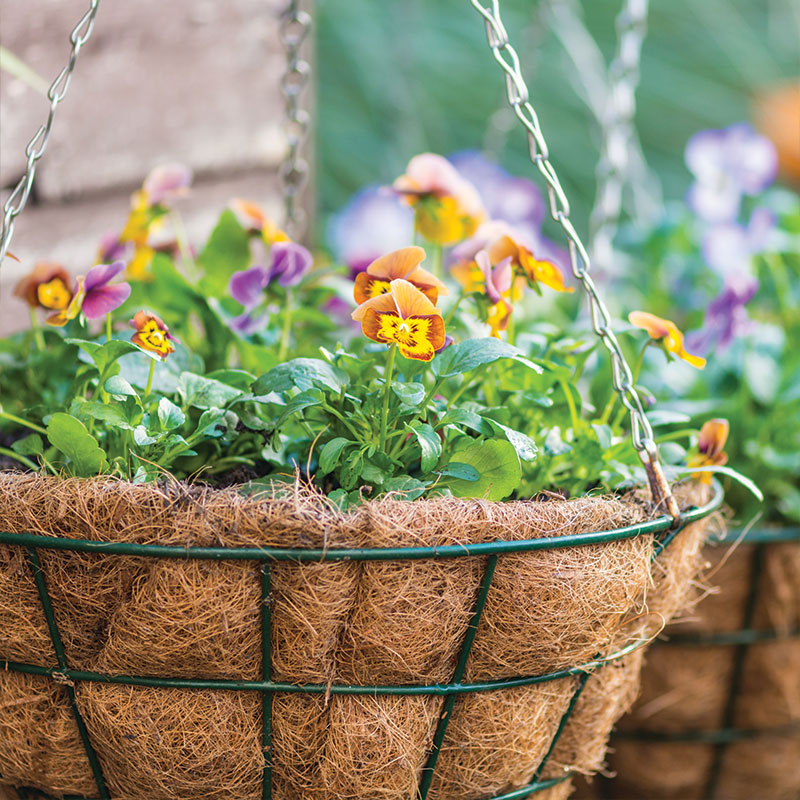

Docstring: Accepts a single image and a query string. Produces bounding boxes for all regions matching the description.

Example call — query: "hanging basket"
[0,474,723,800]
[576,526,800,800]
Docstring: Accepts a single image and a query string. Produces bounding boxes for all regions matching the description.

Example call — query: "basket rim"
[0,480,723,562]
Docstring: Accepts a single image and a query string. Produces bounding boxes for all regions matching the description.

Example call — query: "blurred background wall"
[1,0,798,332]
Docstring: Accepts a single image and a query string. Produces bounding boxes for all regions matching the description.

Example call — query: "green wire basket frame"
[0,483,723,800]
[612,525,800,800]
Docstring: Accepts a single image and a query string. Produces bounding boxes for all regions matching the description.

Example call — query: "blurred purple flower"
[435,334,454,355]
[271,241,313,287]
[143,163,193,206]
[702,207,775,281]
[97,233,129,264]
[688,279,758,354]
[229,310,270,336]
[686,124,777,223]
[80,261,131,319]
[230,265,271,308]
[327,186,413,274]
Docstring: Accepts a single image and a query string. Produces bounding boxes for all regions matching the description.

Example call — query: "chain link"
[0,0,101,271]
[470,0,678,517]
[279,0,312,240]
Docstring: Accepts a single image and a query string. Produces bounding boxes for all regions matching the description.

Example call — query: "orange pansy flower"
[231,199,290,244]
[487,235,573,294]
[129,310,177,359]
[688,418,729,483]
[352,279,445,362]
[353,246,448,305]
[628,311,706,369]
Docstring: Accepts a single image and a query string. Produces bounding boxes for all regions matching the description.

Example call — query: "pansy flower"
[352,279,445,361]
[129,310,178,359]
[628,311,706,369]
[487,234,573,294]
[393,153,485,245]
[688,419,729,484]
[13,262,73,315]
[228,242,313,334]
[353,246,448,305]
[231,199,290,244]
[686,124,777,223]
[44,261,132,327]
[474,250,516,339]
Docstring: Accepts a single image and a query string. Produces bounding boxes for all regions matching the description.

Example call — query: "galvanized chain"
[470,0,679,518]
[547,0,660,274]
[0,0,101,271]
[589,0,652,273]
[279,0,312,240]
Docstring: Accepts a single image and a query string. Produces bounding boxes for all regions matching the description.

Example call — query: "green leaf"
[253,358,348,395]
[47,413,107,477]
[392,382,426,407]
[192,408,227,439]
[79,401,133,430]
[10,433,43,456]
[197,209,252,298]
[68,338,145,377]
[645,410,692,427]
[406,421,442,472]
[205,369,257,390]
[383,475,429,499]
[318,437,353,475]
[104,375,138,398]
[439,408,492,435]
[158,397,186,431]
[133,425,158,446]
[675,466,763,501]
[445,438,521,500]
[436,462,479,481]
[592,423,613,450]
[274,390,324,428]
[432,338,543,378]
[178,372,242,409]
[483,419,537,462]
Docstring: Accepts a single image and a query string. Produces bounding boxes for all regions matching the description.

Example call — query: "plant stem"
[106,313,113,342]
[29,308,45,352]
[278,289,293,361]
[444,292,463,326]
[599,341,649,425]
[319,404,362,441]
[431,243,443,280]
[763,252,795,325]
[0,411,47,435]
[144,358,157,398]
[379,344,397,452]
[0,447,39,471]
[559,378,581,433]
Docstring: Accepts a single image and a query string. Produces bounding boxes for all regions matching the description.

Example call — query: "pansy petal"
[143,163,192,206]
[351,291,400,321]
[366,246,426,280]
[628,311,672,340]
[82,283,132,319]
[698,418,729,459]
[229,265,271,308]
[389,278,441,318]
[272,242,313,287]
[84,260,127,292]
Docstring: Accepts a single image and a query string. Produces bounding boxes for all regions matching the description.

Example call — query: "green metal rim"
[659,627,800,647]
[715,525,800,545]
[616,722,800,745]
[0,481,723,562]
[1,639,646,696]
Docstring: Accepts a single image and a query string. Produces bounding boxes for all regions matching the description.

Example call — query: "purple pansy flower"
[97,233,129,264]
[702,207,775,281]
[271,241,313,287]
[80,261,132,319]
[686,124,778,223]
[143,163,193,207]
[688,279,758,354]
[327,186,413,275]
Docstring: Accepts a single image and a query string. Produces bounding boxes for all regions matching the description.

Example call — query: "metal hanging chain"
[547,0,661,274]
[279,0,312,240]
[0,0,101,271]
[469,0,679,519]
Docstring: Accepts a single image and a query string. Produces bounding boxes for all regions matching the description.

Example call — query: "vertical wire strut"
[0,0,101,272]
[278,0,312,241]
[416,554,500,799]
[468,0,679,520]
[703,544,765,800]
[25,548,111,800]
[260,562,274,800]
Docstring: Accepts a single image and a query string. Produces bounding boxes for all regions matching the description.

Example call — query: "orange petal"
[388,278,441,319]
[353,272,392,305]
[352,290,400,321]
[628,311,673,340]
[361,307,388,343]
[405,266,449,298]
[366,246,426,280]
[698,419,729,458]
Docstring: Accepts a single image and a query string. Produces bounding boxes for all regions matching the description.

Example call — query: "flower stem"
[144,358,157,398]
[559,378,580,433]
[29,308,45,352]
[431,244,443,280]
[0,411,47,435]
[379,344,397,452]
[106,313,113,342]
[0,447,39,472]
[278,289,293,361]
